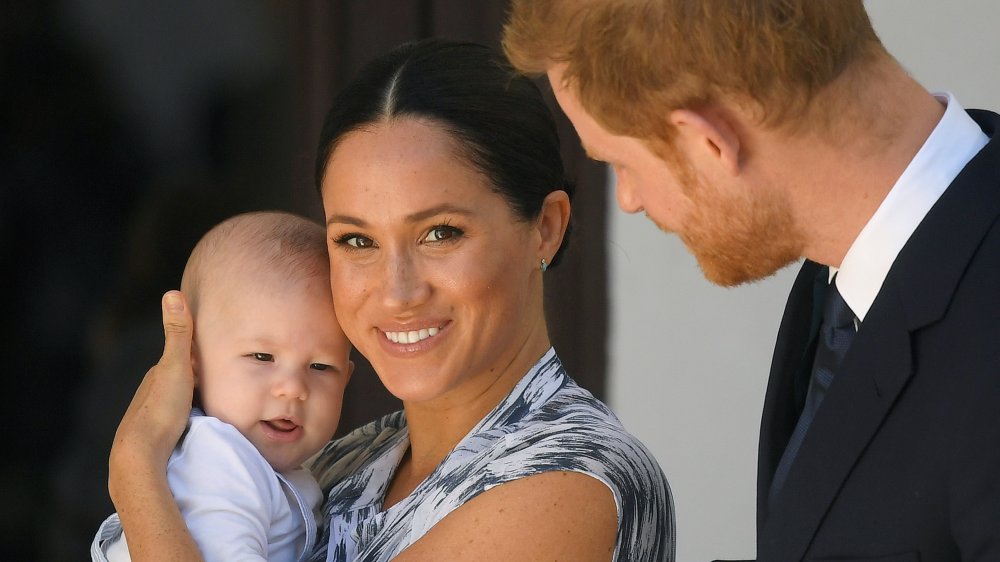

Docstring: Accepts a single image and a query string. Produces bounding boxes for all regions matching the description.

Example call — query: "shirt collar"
[833,92,989,320]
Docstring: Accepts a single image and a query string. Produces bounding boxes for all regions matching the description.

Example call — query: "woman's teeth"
[385,327,439,344]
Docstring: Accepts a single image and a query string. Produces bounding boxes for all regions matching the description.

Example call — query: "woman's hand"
[110,290,195,478]
[107,290,203,561]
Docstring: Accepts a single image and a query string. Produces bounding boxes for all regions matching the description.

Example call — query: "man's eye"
[423,225,463,243]
[310,363,331,371]
[252,352,274,362]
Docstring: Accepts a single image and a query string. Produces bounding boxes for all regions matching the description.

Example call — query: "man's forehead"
[544,70,612,157]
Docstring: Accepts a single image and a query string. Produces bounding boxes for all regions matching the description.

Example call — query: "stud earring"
[540,258,548,272]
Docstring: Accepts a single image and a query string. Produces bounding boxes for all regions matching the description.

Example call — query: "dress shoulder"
[309,410,407,492]
[485,378,675,561]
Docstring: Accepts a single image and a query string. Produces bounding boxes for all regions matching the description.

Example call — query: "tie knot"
[824,280,856,331]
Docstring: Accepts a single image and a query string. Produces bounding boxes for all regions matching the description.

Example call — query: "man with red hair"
[505,1,1000,560]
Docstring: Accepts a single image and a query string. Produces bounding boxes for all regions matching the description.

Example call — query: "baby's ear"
[346,360,355,380]
[190,340,201,387]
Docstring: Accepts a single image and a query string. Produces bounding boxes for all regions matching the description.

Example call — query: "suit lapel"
[758,291,912,560]
[758,110,1000,560]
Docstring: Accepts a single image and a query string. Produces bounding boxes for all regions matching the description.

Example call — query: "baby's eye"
[252,352,274,362]
[310,363,331,371]
[423,225,463,243]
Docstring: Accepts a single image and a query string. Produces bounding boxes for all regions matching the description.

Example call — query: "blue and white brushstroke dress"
[307,348,674,561]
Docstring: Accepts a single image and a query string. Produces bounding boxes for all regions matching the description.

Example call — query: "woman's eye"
[310,363,331,372]
[335,234,375,249]
[423,225,463,243]
[252,352,274,362]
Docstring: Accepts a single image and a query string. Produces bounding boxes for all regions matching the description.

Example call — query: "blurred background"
[2,1,998,560]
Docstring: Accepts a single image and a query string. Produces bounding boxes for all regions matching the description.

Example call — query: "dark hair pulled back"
[315,39,573,267]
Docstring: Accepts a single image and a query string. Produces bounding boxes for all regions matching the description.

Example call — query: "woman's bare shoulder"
[395,470,617,562]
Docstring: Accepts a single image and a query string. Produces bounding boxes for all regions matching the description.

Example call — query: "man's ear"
[669,108,741,175]
[535,190,572,265]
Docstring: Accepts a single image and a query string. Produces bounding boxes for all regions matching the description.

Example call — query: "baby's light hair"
[180,211,329,313]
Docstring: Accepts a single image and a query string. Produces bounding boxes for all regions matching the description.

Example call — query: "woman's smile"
[376,320,451,356]
[382,325,443,345]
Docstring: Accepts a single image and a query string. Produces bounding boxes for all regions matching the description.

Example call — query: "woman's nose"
[380,249,430,311]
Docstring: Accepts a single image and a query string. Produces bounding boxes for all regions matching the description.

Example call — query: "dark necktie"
[769,276,857,505]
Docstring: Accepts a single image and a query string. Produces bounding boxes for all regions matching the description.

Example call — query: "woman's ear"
[669,108,742,176]
[535,190,572,265]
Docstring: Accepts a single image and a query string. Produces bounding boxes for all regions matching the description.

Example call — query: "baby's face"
[194,275,352,472]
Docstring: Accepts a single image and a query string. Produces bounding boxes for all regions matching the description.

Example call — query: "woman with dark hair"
[106,40,673,561]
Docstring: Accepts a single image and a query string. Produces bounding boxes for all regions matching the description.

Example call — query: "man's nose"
[614,171,644,214]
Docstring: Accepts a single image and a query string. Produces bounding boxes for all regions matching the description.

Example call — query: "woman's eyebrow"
[327,204,474,227]
[326,214,366,227]
[405,204,474,223]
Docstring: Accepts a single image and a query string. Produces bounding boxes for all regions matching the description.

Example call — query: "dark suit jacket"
[749,109,1000,561]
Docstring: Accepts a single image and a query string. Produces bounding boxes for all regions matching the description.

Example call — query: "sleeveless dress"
[307,348,674,561]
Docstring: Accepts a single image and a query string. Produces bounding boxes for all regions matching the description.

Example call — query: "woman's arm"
[107,291,204,562]
[394,471,618,562]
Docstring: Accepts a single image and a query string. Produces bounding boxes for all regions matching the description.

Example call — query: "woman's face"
[320,118,547,406]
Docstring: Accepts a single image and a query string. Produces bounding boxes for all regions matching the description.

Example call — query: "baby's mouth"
[264,418,298,432]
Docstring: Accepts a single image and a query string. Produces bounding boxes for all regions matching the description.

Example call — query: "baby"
[92,211,353,561]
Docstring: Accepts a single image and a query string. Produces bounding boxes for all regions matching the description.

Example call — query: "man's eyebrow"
[326,204,474,228]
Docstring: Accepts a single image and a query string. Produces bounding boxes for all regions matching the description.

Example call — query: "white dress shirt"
[833,92,989,321]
